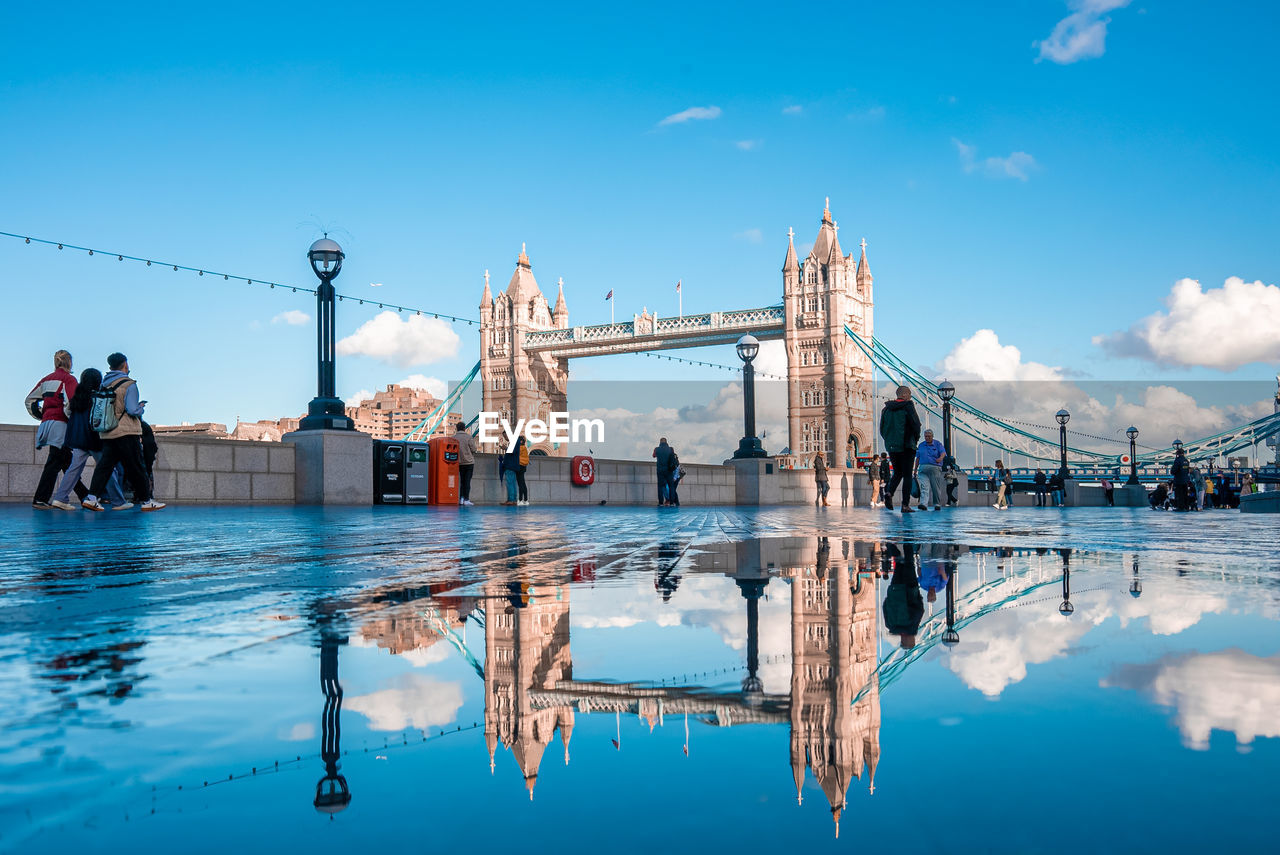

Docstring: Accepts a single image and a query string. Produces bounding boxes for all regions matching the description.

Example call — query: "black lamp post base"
[299,397,355,431]
[733,437,768,459]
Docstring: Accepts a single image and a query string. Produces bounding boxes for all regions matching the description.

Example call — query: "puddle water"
[1,508,1277,852]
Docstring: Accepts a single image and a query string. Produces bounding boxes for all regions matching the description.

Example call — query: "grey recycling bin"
[405,443,429,504]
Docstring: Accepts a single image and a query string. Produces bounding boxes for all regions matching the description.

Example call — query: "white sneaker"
[463,499,474,506]
[50,500,78,511]
[82,497,105,512]
[112,502,135,511]
[140,500,166,511]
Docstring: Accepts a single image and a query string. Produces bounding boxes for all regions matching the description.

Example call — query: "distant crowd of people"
[1147,447,1255,510]
[26,350,165,512]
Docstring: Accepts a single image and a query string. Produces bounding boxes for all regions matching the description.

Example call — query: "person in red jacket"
[24,349,80,509]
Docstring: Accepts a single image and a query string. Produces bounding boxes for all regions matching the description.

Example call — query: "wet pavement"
[1,504,1277,853]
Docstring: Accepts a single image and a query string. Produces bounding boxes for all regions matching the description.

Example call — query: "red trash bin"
[428,437,460,505]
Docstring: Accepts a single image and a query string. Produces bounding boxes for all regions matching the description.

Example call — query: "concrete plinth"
[283,429,372,505]
[1240,491,1280,513]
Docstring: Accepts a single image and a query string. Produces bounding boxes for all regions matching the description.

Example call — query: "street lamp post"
[1055,408,1071,481]
[1126,426,1140,486]
[938,380,956,456]
[733,335,767,459]
[300,237,355,431]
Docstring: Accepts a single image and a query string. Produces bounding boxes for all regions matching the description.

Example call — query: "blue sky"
[3,1,1278,442]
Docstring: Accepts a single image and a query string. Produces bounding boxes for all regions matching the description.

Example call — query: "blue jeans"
[54,448,126,504]
[504,470,518,502]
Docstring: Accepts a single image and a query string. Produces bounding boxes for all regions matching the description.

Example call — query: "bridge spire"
[857,238,872,290]
[783,226,799,273]
[480,268,492,308]
[823,196,832,224]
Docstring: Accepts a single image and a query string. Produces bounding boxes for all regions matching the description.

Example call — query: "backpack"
[519,444,529,467]
[89,379,130,434]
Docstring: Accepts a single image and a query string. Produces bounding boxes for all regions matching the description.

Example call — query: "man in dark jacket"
[652,437,674,506]
[1171,449,1191,511]
[1034,468,1048,506]
[878,453,891,505]
[882,542,924,649]
[878,386,922,513]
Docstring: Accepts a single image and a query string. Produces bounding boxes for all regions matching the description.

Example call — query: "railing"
[522,305,785,350]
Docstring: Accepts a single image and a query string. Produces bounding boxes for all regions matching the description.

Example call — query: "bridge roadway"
[529,680,789,725]
[521,305,785,358]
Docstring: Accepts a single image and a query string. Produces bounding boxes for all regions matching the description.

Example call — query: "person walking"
[453,421,478,506]
[1171,448,1191,511]
[666,445,682,507]
[49,368,126,510]
[1101,477,1115,507]
[652,437,674,506]
[514,436,530,506]
[1048,470,1065,507]
[80,353,165,511]
[1033,468,1047,507]
[992,460,1011,510]
[1192,467,1206,510]
[878,386,922,514]
[914,429,946,511]
[942,453,960,506]
[499,440,519,505]
[813,452,830,507]
[878,453,891,506]
[1203,472,1216,509]
[867,459,881,508]
[25,349,81,509]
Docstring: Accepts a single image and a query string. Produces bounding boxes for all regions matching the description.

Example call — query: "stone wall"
[466,453,736,505]
[0,423,294,504]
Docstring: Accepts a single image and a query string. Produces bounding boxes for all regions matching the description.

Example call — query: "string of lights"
[0,230,481,326]
[638,350,788,382]
[998,415,1160,450]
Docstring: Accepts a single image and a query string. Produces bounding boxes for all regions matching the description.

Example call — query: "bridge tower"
[783,200,875,464]
[788,538,880,836]
[479,246,570,455]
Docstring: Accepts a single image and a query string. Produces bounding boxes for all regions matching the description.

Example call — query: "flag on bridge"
[675,280,681,292]
[605,289,613,300]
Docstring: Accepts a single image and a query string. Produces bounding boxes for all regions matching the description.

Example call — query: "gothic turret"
[856,238,872,293]
[553,277,569,329]
[480,268,492,309]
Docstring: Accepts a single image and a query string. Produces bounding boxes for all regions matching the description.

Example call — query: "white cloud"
[345,389,374,407]
[1093,277,1280,370]
[346,673,465,731]
[734,228,764,244]
[1104,650,1280,750]
[272,309,310,326]
[397,374,448,398]
[1035,0,1130,64]
[734,139,761,151]
[933,329,1269,452]
[938,329,1065,383]
[782,105,803,116]
[278,722,315,741]
[336,310,461,368]
[953,139,1037,181]
[658,105,722,126]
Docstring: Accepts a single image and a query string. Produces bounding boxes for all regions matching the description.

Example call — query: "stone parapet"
[0,423,295,504]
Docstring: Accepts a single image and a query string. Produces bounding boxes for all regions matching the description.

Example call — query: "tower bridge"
[479,199,876,460]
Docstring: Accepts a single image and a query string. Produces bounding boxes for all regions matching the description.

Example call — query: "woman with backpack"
[514,436,530,506]
[49,368,126,510]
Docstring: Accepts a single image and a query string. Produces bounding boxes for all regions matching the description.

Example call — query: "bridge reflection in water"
[321,535,1099,835]
[349,537,905,834]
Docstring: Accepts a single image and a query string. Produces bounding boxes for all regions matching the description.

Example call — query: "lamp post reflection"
[313,621,351,815]
[942,566,960,647]
[1130,556,1142,598]
[1059,548,1074,616]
